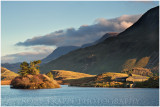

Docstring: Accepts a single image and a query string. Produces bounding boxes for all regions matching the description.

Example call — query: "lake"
[1,85,159,106]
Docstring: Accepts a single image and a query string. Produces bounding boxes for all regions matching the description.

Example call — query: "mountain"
[42,33,118,64]
[40,6,159,75]
[1,62,21,73]
[41,46,80,64]
[81,32,118,48]
[2,32,118,73]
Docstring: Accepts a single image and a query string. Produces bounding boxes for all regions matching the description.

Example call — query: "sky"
[1,1,159,63]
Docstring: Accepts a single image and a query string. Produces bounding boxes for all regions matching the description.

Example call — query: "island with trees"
[10,60,60,89]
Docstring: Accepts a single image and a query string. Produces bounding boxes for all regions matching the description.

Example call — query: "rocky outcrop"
[10,74,60,89]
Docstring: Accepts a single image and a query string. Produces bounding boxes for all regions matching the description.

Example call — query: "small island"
[10,60,60,89]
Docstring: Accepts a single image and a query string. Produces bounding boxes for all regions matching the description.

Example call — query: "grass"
[1,67,19,85]
[48,70,95,80]
[1,67,19,79]
[135,57,150,67]
[98,72,128,80]
[46,70,95,85]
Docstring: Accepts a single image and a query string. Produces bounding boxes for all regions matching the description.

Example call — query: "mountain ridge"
[41,46,80,64]
[40,6,159,75]
[2,32,118,72]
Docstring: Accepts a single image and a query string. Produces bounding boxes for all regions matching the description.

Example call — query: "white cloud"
[2,14,142,63]
[1,46,56,63]
[120,21,133,29]
[16,14,141,47]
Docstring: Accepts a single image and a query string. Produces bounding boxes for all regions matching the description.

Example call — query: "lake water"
[1,85,159,106]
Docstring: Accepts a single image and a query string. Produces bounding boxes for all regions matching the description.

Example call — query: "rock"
[10,74,61,89]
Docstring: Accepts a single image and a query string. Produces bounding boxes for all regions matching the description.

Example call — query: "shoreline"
[1,84,158,88]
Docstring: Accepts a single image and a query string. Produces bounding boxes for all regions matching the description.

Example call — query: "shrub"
[46,72,53,79]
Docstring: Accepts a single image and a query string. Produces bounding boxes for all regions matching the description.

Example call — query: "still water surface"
[1,85,159,106]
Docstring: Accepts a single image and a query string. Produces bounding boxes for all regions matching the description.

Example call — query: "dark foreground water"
[1,85,159,106]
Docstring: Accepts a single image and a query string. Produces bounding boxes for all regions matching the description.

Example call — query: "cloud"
[16,14,141,47]
[1,46,55,63]
[2,14,142,63]
[120,21,133,29]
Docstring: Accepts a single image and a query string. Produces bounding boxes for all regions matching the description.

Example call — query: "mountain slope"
[81,32,118,48]
[41,46,80,63]
[2,32,118,73]
[42,33,118,64]
[1,63,21,73]
[40,6,159,75]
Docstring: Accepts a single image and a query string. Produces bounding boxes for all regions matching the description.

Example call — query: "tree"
[18,60,41,76]
[29,60,41,75]
[18,61,29,76]
[47,72,53,79]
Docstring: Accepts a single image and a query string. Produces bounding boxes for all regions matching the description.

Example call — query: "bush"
[46,72,53,79]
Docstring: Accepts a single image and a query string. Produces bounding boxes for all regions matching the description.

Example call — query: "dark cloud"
[16,14,141,47]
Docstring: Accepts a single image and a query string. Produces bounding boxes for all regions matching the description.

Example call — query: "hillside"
[122,67,153,76]
[81,32,118,48]
[1,67,19,85]
[67,72,149,88]
[1,67,19,80]
[2,62,21,73]
[41,46,80,64]
[46,70,95,84]
[42,33,118,63]
[2,33,118,73]
[40,6,159,75]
